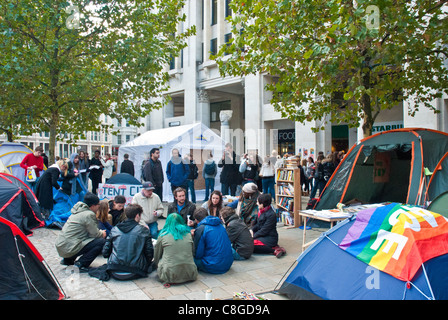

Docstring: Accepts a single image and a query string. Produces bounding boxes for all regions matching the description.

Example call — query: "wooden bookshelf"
[275,166,302,228]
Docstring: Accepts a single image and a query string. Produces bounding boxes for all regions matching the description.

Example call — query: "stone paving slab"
[28,198,326,300]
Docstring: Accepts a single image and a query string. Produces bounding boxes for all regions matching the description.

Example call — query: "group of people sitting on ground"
[55,181,286,287]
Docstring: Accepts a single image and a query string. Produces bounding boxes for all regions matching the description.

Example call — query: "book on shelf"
[278,197,294,211]
[277,169,294,181]
[278,184,294,196]
[286,157,299,168]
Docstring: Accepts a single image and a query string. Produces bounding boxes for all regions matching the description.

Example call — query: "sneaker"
[75,261,89,273]
[60,258,74,266]
[274,247,286,258]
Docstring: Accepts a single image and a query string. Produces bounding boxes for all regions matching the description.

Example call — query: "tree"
[0,0,195,162]
[215,0,448,137]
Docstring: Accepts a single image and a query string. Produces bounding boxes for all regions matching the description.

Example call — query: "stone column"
[197,89,210,127]
[220,110,233,144]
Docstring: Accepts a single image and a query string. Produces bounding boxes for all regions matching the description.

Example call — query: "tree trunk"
[361,59,373,138]
[48,112,58,164]
[6,130,13,142]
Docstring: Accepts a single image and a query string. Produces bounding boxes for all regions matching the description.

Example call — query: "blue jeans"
[204,178,215,201]
[310,179,326,199]
[232,248,246,261]
[147,221,159,240]
[187,179,196,203]
[262,177,275,199]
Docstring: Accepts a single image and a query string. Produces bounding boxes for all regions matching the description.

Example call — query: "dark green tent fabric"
[427,191,448,218]
[315,128,448,210]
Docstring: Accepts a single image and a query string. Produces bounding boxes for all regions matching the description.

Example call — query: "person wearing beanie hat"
[236,182,261,227]
[55,192,106,272]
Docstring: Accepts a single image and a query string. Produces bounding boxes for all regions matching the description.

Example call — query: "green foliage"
[0,0,195,159]
[215,0,448,136]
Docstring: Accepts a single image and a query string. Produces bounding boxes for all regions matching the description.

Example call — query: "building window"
[169,54,175,70]
[210,100,231,123]
[224,33,232,55]
[225,0,232,17]
[210,38,217,56]
[173,95,185,117]
[117,135,122,145]
[211,0,217,26]
[181,49,184,69]
[126,135,131,142]
[201,42,204,63]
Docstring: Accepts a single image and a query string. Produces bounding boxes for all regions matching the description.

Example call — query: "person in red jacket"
[20,146,45,191]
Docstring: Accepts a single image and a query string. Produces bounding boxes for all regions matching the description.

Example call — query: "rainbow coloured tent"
[315,128,448,210]
[279,203,448,300]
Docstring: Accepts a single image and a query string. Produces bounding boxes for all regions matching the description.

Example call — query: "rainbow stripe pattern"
[339,203,448,282]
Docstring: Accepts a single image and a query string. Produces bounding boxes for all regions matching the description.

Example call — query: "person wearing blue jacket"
[192,208,233,274]
[166,148,190,196]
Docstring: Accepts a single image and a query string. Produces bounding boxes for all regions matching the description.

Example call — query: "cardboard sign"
[373,152,391,183]
[97,183,143,205]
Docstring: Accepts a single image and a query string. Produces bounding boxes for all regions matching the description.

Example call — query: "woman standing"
[78,150,90,187]
[61,153,83,196]
[260,156,275,200]
[153,213,198,286]
[35,159,68,219]
[101,153,114,183]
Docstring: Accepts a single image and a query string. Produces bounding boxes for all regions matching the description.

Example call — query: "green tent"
[315,128,448,210]
[427,191,448,218]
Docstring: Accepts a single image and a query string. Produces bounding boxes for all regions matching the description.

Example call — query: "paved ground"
[28,197,325,300]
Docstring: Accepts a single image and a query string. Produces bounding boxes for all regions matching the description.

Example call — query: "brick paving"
[28,197,325,300]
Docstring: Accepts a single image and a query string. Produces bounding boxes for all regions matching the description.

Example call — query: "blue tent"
[45,177,87,229]
[106,173,141,185]
[278,206,448,300]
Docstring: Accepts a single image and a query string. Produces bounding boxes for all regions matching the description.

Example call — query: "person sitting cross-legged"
[102,204,154,281]
[192,208,233,274]
[153,213,198,287]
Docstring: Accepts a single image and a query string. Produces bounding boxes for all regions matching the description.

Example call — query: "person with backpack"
[166,148,190,197]
[202,151,217,201]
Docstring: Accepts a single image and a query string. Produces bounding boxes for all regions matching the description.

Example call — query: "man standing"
[132,181,164,239]
[56,192,107,272]
[120,153,135,177]
[185,153,198,204]
[20,146,45,191]
[166,148,190,197]
[167,187,196,225]
[143,148,164,201]
[218,143,241,196]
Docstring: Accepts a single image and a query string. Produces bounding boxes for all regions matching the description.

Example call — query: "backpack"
[204,162,216,175]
